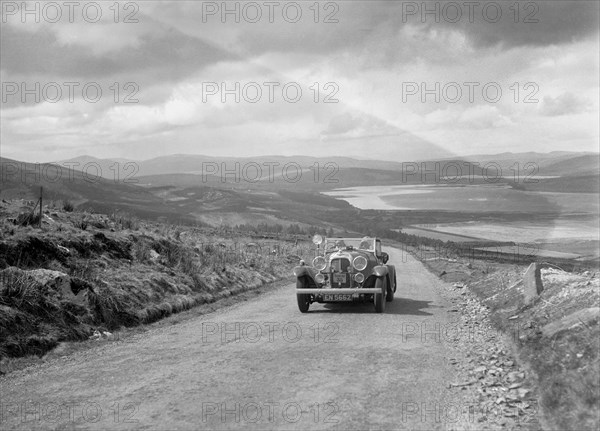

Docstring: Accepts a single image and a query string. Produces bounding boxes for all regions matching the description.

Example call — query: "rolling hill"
[0,157,353,230]
[0,157,193,223]
[52,151,599,192]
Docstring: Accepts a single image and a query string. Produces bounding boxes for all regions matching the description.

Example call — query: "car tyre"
[386,277,394,302]
[296,280,310,313]
[374,278,386,313]
[297,294,310,313]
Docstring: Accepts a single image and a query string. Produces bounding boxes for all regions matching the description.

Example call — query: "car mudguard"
[373,265,388,278]
[293,266,311,278]
[294,266,318,288]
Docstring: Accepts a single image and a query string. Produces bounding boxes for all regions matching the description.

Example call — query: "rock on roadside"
[0,267,88,305]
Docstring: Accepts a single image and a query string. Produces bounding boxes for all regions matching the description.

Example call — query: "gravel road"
[0,248,528,430]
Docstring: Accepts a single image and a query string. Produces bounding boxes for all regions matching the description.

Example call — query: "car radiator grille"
[330,258,351,288]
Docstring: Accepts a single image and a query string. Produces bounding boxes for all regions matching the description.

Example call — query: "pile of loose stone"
[440,281,542,430]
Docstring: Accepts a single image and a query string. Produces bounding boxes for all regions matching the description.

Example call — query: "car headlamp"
[312,256,327,271]
[352,256,368,271]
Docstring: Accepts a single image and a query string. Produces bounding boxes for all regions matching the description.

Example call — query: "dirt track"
[1,249,527,430]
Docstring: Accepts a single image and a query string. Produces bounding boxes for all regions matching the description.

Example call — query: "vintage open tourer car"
[294,236,396,313]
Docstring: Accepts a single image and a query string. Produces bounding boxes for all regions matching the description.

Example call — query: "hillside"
[0,157,192,223]
[542,154,600,177]
[0,199,310,366]
[1,157,358,229]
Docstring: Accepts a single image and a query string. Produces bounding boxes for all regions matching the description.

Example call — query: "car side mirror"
[381,252,389,264]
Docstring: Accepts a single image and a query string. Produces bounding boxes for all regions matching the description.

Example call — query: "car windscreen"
[324,238,374,251]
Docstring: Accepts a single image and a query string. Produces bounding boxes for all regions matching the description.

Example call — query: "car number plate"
[323,294,353,302]
[332,273,347,283]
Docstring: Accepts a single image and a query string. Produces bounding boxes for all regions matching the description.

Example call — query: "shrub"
[112,212,139,231]
[15,212,40,227]
[0,271,38,308]
[179,249,197,276]
[62,200,74,212]
[73,217,88,231]
[190,274,207,291]
[0,219,15,236]
[133,239,151,263]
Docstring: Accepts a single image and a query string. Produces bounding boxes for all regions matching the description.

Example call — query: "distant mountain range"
[54,151,598,179]
[50,151,599,193]
[454,151,599,177]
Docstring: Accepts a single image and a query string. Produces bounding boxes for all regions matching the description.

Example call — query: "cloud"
[0,19,234,80]
[540,93,592,117]
[321,113,356,135]
[424,105,513,129]
[320,112,400,140]
[152,1,599,66]
[1,2,152,56]
[51,23,146,56]
[458,105,514,129]
[417,1,599,49]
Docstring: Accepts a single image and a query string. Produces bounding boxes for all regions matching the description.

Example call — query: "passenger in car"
[359,239,371,250]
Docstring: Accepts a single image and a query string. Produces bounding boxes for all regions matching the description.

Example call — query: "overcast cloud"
[1,0,598,162]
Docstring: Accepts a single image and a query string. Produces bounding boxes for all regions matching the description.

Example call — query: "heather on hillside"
[0,199,311,359]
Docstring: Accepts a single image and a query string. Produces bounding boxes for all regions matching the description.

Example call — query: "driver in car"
[359,239,372,250]
[335,240,346,249]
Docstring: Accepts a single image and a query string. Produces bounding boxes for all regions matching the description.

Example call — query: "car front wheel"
[374,278,386,313]
[297,294,310,313]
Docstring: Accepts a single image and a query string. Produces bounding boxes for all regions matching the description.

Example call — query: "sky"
[1,0,599,163]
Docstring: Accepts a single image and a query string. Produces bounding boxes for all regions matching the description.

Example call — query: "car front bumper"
[296,288,381,295]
